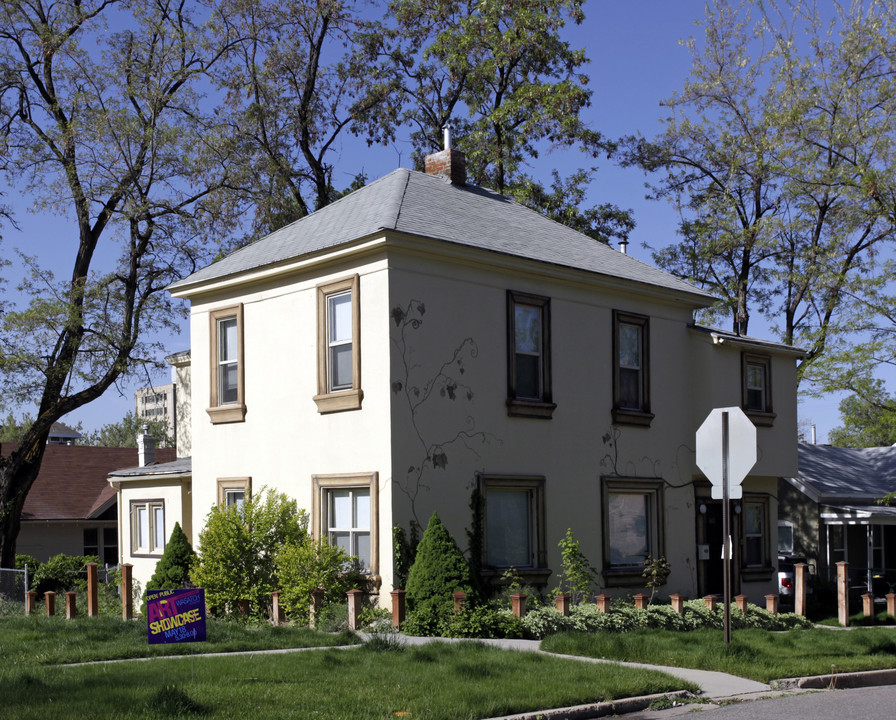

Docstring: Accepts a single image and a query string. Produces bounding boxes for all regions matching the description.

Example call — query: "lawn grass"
[0,614,358,665]
[0,617,695,719]
[542,626,896,683]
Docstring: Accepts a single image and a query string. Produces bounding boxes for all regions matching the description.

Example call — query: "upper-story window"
[314,275,363,413]
[742,353,775,426]
[207,305,246,424]
[507,290,555,419]
[612,311,653,426]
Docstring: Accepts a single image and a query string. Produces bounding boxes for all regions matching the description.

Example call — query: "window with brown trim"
[217,477,251,510]
[742,353,775,426]
[314,275,363,413]
[507,290,555,418]
[312,472,379,576]
[207,304,246,424]
[602,478,664,585]
[130,499,165,557]
[612,311,653,426]
[479,475,547,571]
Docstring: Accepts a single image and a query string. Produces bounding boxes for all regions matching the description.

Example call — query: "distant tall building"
[134,382,176,441]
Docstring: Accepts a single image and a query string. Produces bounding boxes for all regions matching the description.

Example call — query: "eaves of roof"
[691,325,806,357]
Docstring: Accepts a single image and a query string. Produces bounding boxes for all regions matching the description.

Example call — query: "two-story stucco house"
[112,145,802,605]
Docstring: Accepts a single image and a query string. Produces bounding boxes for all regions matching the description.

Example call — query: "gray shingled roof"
[169,168,714,302]
[108,456,192,478]
[794,443,896,501]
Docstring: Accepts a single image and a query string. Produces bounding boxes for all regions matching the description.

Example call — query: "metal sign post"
[696,406,757,647]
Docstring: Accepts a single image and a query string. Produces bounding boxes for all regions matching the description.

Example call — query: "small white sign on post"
[695,407,757,499]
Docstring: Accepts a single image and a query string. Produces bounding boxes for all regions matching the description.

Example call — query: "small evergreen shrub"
[405,512,473,619]
[146,522,196,592]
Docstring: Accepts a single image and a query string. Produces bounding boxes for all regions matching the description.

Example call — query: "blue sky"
[1,1,843,440]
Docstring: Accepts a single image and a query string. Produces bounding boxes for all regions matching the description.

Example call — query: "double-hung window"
[315,275,362,413]
[480,475,546,571]
[507,291,555,418]
[740,495,772,575]
[602,478,663,584]
[742,353,775,426]
[312,473,379,575]
[613,311,652,426]
[131,500,165,556]
[207,305,246,423]
[217,477,251,511]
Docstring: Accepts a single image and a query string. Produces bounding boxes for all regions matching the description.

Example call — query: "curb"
[775,668,896,690]
[482,691,694,720]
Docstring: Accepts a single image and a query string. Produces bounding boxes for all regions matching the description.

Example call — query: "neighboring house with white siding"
[114,145,803,603]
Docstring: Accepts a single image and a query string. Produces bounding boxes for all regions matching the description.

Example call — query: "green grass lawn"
[0,616,694,719]
[542,626,896,683]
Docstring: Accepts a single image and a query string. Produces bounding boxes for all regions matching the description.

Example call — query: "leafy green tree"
[405,512,472,620]
[146,523,196,592]
[828,379,896,448]
[551,528,598,605]
[621,0,896,386]
[83,412,173,449]
[191,488,308,619]
[0,412,34,444]
[0,0,239,569]
[276,537,363,621]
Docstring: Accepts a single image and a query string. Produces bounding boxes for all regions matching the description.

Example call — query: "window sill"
[741,567,775,582]
[612,408,654,427]
[314,388,363,414]
[603,568,650,587]
[131,552,164,559]
[480,567,552,587]
[206,404,247,424]
[744,410,776,427]
[507,398,556,419]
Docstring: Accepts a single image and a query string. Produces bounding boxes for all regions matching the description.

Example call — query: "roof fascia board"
[168,235,390,300]
[691,326,806,357]
[783,475,822,504]
[384,232,717,308]
[108,472,192,484]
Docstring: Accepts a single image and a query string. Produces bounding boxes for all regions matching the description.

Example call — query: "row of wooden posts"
[25,561,896,629]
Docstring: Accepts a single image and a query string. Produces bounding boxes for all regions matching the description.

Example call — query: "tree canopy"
[828,379,896,448]
[621,0,896,388]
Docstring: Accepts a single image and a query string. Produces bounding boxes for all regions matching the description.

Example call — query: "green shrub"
[276,537,363,621]
[14,554,40,573]
[32,554,99,596]
[146,522,196,592]
[405,512,473,619]
[191,488,307,620]
[551,529,598,604]
[444,605,524,639]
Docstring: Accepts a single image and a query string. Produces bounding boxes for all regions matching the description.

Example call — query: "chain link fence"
[0,566,30,603]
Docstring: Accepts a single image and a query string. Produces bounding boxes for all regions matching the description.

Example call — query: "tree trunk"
[0,437,48,569]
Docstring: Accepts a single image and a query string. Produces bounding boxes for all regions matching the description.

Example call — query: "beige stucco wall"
[186,249,395,597]
[115,476,192,593]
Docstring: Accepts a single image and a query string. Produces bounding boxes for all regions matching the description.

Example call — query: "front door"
[697,500,740,597]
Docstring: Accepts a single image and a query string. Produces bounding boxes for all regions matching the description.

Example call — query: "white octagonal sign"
[696,407,757,500]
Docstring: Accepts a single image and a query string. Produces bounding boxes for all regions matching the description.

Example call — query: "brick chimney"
[137,425,156,466]
[424,124,466,185]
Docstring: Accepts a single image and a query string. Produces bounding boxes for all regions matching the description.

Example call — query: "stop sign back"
[696,407,757,499]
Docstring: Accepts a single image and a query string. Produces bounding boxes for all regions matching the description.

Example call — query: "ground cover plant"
[543,626,896,683]
[0,632,695,720]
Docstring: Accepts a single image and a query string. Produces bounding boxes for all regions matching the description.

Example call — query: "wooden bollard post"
[25,590,37,616]
[765,594,779,615]
[66,591,77,619]
[347,589,363,631]
[595,594,611,613]
[121,563,133,621]
[837,561,849,627]
[555,593,571,616]
[453,591,467,613]
[703,595,717,612]
[670,594,685,615]
[863,593,875,617]
[86,562,98,617]
[309,588,325,629]
[795,563,809,617]
[45,591,56,617]
[735,594,748,613]
[271,590,284,626]
[511,593,527,619]
[634,593,648,610]
[391,589,406,630]
[887,593,895,619]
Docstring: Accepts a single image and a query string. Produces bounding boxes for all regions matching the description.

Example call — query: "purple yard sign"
[146,588,207,645]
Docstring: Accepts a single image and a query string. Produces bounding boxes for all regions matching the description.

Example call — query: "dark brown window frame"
[506,290,556,419]
[741,352,775,426]
[612,310,653,427]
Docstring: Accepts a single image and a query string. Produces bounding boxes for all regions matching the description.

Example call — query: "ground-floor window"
[312,472,379,576]
[602,478,663,581]
[130,500,165,556]
[480,475,546,569]
[217,477,251,511]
